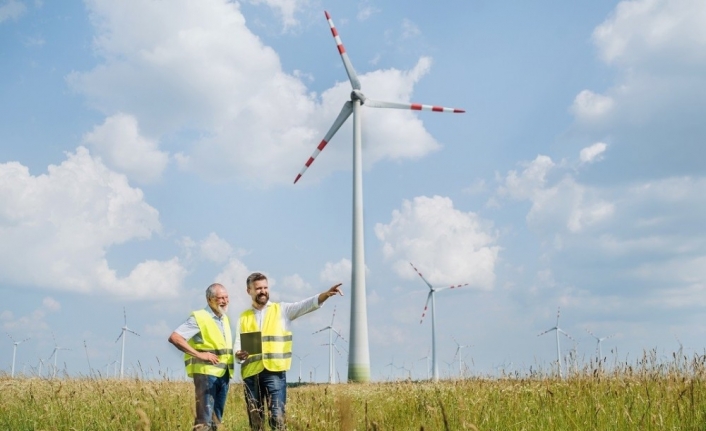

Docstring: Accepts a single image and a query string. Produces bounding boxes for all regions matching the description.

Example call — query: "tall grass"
[1,351,705,430]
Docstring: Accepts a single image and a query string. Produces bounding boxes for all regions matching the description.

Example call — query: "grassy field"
[1,353,705,430]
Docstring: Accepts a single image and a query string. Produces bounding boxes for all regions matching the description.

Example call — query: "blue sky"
[2,0,705,382]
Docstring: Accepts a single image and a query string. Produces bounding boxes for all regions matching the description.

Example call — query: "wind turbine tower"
[115,307,140,379]
[294,11,464,382]
[313,306,347,384]
[538,307,573,378]
[7,333,30,378]
[410,262,470,382]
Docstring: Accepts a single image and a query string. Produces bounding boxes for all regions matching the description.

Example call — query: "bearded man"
[169,283,234,431]
[235,272,343,430]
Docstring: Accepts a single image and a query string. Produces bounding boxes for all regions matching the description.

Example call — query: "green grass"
[2,352,706,430]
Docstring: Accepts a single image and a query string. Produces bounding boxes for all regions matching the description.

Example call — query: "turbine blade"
[559,329,575,342]
[324,11,361,90]
[409,262,434,290]
[312,327,329,335]
[115,331,124,343]
[294,101,353,184]
[127,329,140,337]
[365,99,465,113]
[537,327,556,337]
[330,305,336,326]
[419,291,433,324]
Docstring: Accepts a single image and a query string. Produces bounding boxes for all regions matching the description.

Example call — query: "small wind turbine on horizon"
[293,10,464,382]
[312,306,347,384]
[586,328,615,364]
[418,350,431,380]
[538,307,574,378]
[7,333,30,378]
[293,353,309,383]
[115,307,139,379]
[410,262,470,382]
[48,333,71,379]
[452,337,471,378]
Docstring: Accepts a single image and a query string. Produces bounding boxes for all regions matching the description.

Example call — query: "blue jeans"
[193,372,230,429]
[243,370,287,430]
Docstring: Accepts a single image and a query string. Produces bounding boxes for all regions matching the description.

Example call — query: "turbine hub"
[351,90,366,104]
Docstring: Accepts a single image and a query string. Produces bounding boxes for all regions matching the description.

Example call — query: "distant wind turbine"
[293,353,309,383]
[48,333,71,379]
[7,333,30,378]
[294,11,465,382]
[115,307,140,379]
[585,328,615,364]
[418,350,431,380]
[538,307,573,378]
[452,337,471,377]
[313,306,347,384]
[410,262,470,382]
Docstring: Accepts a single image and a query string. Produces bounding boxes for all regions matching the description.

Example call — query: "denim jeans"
[243,370,287,430]
[193,372,230,429]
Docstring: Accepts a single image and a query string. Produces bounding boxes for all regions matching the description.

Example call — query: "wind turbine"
[585,328,614,364]
[7,333,30,378]
[312,306,347,384]
[48,334,71,379]
[452,337,471,378]
[293,353,309,383]
[418,350,431,380]
[294,11,465,382]
[410,262,470,382]
[538,307,573,378]
[115,307,140,379]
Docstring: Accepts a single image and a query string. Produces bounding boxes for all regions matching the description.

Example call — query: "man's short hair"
[206,283,224,299]
[246,272,268,288]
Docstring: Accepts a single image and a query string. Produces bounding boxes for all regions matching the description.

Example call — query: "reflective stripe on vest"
[185,309,234,378]
[239,303,292,378]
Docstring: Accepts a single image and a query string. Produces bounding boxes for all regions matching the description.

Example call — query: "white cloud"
[580,142,608,164]
[246,0,304,29]
[497,155,615,235]
[375,195,500,289]
[2,296,61,333]
[279,273,315,301]
[0,0,26,23]
[570,90,615,121]
[0,147,187,298]
[68,0,444,187]
[593,0,706,68]
[82,113,169,184]
[199,232,234,263]
[214,257,253,312]
[320,259,351,284]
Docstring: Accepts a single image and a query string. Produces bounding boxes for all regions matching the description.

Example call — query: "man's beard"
[255,292,269,305]
[218,304,228,314]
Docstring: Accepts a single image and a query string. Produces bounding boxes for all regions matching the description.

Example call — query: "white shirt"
[234,295,321,355]
[173,306,228,343]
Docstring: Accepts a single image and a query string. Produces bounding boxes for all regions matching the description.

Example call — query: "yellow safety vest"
[239,303,292,378]
[184,309,234,378]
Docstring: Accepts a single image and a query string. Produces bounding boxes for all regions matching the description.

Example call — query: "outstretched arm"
[318,283,344,305]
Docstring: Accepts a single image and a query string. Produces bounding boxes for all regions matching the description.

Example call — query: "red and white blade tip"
[411,104,465,113]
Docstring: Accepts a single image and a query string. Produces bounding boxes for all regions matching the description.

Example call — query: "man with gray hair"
[169,283,234,431]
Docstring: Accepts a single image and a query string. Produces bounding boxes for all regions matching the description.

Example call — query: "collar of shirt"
[204,306,223,321]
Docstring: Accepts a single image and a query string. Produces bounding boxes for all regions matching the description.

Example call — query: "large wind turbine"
[115,307,140,379]
[294,11,464,382]
[538,307,573,378]
[410,262,469,382]
[312,306,347,384]
[7,333,30,378]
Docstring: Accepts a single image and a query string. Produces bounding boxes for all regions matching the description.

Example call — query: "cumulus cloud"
[580,142,608,164]
[68,0,444,186]
[375,195,500,289]
[497,155,615,235]
[246,0,304,29]
[320,259,352,284]
[82,113,169,184]
[0,0,26,23]
[199,232,234,264]
[570,0,706,180]
[2,296,61,333]
[0,147,187,298]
